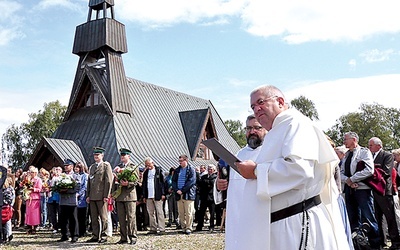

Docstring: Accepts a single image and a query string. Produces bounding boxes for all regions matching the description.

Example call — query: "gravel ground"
[2,227,225,250]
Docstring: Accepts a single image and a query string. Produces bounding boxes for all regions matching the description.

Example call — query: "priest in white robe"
[237,85,350,250]
[214,114,268,250]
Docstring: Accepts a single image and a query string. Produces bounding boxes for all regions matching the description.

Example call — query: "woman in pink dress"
[25,166,43,234]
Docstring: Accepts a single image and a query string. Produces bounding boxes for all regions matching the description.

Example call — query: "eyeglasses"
[244,126,263,132]
[250,96,278,111]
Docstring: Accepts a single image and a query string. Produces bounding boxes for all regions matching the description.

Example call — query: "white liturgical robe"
[254,108,349,250]
[216,145,269,250]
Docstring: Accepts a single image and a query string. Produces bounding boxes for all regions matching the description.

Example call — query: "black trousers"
[47,201,60,230]
[373,191,400,246]
[77,207,87,237]
[136,202,149,231]
[196,199,215,229]
[167,195,178,223]
[59,205,78,238]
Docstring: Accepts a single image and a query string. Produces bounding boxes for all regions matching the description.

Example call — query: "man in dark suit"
[196,164,217,233]
[86,147,113,244]
[0,165,8,245]
[369,137,400,249]
[113,148,140,245]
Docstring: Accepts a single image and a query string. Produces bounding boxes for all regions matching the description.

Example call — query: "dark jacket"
[0,166,8,207]
[172,165,196,201]
[374,149,394,196]
[142,166,165,201]
[198,172,217,202]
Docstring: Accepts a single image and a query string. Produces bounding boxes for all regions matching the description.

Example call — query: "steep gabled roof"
[49,75,240,172]
[179,108,216,160]
[26,138,86,171]
[115,77,240,170]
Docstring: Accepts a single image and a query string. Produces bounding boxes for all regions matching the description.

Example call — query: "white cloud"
[36,0,84,11]
[0,87,69,138]
[348,59,357,70]
[0,0,21,21]
[360,49,396,63]
[217,75,400,129]
[116,0,245,28]
[0,28,23,46]
[226,78,258,87]
[0,0,23,46]
[241,0,400,43]
[116,0,400,43]
[284,74,400,130]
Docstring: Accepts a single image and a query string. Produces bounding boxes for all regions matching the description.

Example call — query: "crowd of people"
[0,148,227,246]
[2,84,400,249]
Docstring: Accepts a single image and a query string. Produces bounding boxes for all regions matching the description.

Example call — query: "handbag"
[355,160,386,196]
[2,205,14,224]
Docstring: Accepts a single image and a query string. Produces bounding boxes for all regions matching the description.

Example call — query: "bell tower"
[65,0,132,120]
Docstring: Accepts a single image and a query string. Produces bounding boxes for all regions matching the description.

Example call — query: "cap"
[93,146,105,154]
[63,159,75,166]
[119,148,132,155]
[139,167,145,172]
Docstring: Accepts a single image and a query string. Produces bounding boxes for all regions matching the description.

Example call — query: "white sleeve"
[213,180,224,204]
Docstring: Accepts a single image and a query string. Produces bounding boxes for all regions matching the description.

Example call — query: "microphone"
[218,159,229,201]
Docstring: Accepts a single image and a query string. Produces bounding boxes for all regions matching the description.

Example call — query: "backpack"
[352,223,372,250]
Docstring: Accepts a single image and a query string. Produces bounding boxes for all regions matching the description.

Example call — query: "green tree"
[1,100,66,168]
[325,103,400,150]
[290,95,319,121]
[24,100,67,152]
[1,124,29,168]
[224,119,246,147]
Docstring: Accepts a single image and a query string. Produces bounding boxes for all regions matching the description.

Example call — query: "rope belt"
[271,195,321,223]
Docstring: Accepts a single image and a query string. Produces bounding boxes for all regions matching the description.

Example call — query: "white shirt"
[147,168,156,199]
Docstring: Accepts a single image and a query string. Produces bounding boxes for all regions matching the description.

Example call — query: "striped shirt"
[177,167,187,190]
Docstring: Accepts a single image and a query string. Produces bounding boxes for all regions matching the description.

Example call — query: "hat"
[93,146,105,154]
[119,148,132,155]
[63,159,75,166]
[139,167,145,172]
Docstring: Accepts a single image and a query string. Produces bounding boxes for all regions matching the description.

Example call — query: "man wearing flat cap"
[86,147,113,244]
[57,159,81,243]
[113,148,140,245]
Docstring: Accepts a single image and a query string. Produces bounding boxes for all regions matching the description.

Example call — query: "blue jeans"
[345,187,380,248]
[41,196,48,227]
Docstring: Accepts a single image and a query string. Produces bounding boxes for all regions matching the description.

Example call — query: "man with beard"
[214,114,267,249]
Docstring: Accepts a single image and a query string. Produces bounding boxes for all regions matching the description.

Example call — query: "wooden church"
[27,0,240,172]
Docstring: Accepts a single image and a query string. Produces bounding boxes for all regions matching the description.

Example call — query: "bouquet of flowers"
[20,174,34,201]
[52,173,77,193]
[112,165,139,198]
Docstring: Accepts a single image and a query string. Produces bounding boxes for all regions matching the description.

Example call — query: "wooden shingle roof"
[49,74,240,173]
[114,77,240,171]
[27,138,86,171]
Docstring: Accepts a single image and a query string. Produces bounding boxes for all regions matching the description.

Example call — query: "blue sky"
[1,0,400,139]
